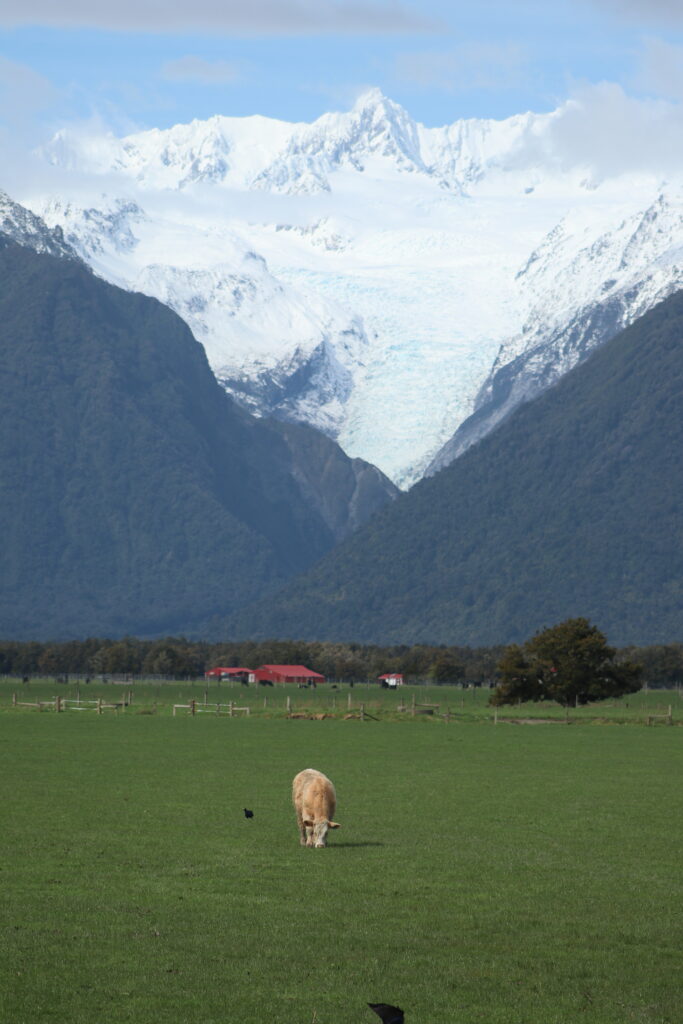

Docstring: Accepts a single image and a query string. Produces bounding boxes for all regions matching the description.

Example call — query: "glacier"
[18,88,683,487]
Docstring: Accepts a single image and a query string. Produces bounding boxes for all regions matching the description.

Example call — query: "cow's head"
[303,819,341,848]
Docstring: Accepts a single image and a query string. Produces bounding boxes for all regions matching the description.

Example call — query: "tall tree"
[492,618,642,706]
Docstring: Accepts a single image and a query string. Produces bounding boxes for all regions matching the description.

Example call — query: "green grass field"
[2,677,681,724]
[1,697,681,1023]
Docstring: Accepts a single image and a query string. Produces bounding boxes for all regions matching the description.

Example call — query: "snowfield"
[20,89,683,486]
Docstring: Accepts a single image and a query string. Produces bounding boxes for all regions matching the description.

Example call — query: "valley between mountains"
[2,91,683,644]
[1,185,682,644]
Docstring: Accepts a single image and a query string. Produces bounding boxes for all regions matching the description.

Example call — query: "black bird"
[243,808,254,819]
[368,1003,404,1024]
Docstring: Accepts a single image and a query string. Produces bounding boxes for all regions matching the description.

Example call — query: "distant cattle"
[292,768,341,848]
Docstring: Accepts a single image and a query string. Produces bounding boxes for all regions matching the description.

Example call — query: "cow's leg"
[296,809,308,846]
[301,814,315,846]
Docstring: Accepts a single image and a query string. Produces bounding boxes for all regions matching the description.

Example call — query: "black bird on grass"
[243,808,254,819]
[368,1003,404,1024]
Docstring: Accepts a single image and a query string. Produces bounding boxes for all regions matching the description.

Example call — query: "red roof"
[256,664,325,680]
[378,673,403,679]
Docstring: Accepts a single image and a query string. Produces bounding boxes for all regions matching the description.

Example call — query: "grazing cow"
[292,769,341,848]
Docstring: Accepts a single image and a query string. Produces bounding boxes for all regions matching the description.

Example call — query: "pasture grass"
[2,676,681,725]
[0,710,681,1023]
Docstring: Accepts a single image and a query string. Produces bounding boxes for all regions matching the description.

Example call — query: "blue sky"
[1,0,683,144]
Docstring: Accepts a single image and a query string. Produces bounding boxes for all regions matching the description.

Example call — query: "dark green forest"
[230,290,683,647]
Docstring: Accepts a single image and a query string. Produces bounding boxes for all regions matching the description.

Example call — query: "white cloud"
[516,81,683,179]
[162,56,241,85]
[0,0,434,34]
[393,42,529,93]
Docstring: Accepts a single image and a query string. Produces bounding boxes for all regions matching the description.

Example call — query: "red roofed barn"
[378,673,404,688]
[255,664,325,684]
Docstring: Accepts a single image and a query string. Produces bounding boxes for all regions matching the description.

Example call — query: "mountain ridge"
[0,235,396,639]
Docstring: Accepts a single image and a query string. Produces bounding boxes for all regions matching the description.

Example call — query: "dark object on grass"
[244,808,254,819]
[368,1003,404,1024]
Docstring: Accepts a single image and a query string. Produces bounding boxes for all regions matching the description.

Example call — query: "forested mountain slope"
[0,239,394,639]
[230,291,683,647]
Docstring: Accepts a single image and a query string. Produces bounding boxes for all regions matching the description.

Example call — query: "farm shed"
[205,667,253,681]
[254,665,325,684]
[378,673,404,688]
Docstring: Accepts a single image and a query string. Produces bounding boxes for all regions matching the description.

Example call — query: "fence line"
[11,694,127,713]
[647,705,673,726]
[173,700,250,717]
[7,691,678,726]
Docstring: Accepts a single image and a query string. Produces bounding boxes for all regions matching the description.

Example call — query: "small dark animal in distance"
[368,1003,404,1024]
[243,808,254,819]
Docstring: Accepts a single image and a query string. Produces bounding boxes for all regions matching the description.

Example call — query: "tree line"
[0,629,681,686]
[0,637,500,682]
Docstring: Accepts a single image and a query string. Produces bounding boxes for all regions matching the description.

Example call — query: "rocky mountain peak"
[346,88,423,169]
[0,189,80,261]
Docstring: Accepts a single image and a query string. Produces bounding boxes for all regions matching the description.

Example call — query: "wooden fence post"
[494,707,498,725]
[286,696,291,714]
[56,695,62,713]
[411,694,416,717]
[347,692,352,710]
[97,698,102,715]
[12,692,16,706]
[190,699,196,716]
[360,703,365,722]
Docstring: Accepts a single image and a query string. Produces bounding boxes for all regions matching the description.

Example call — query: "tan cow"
[292,768,341,848]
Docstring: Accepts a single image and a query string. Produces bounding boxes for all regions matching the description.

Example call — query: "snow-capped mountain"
[37,193,369,438]
[20,89,683,486]
[0,189,79,261]
[427,189,683,472]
